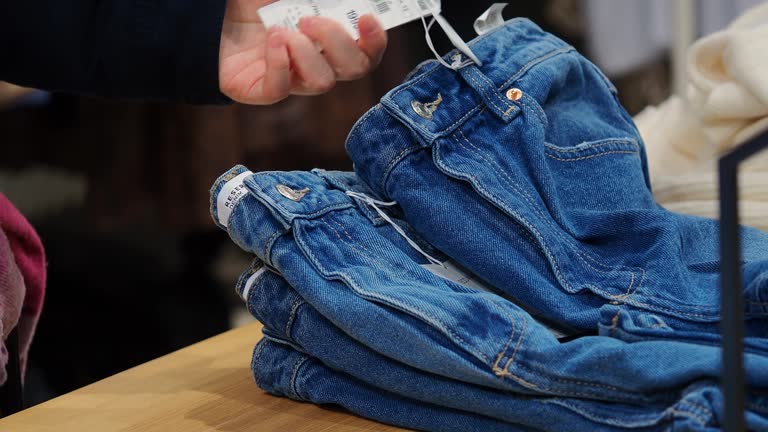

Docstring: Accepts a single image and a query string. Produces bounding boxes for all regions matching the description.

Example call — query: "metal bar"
[718,130,768,432]
[719,158,746,432]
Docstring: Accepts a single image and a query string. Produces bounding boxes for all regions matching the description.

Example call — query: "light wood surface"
[0,322,405,432]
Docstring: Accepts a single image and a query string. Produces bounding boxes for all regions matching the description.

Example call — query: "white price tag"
[258,0,442,40]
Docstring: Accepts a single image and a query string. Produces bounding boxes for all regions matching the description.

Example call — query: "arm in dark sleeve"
[0,0,230,104]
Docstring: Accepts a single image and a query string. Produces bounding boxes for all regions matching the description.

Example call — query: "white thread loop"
[345,191,445,267]
[415,1,482,70]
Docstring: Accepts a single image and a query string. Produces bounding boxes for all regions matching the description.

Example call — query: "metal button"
[276,185,310,202]
[506,88,523,101]
[411,93,443,121]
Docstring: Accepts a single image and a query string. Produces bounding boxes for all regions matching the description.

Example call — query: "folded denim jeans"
[252,338,534,432]
[345,18,768,347]
[211,167,768,413]
[241,257,768,431]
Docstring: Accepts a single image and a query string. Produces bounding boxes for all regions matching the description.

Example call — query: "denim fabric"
[241,258,768,431]
[210,166,768,425]
[345,18,768,349]
[252,338,534,432]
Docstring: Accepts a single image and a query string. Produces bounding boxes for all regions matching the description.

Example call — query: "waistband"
[345,18,574,197]
[387,18,570,138]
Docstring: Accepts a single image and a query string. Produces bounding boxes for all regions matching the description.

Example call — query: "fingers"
[258,27,292,104]
[283,28,337,94]
[357,15,388,71]
[298,16,374,81]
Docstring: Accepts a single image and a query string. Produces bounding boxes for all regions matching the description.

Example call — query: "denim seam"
[345,104,382,153]
[550,400,680,428]
[543,139,639,153]
[224,192,252,241]
[385,46,573,141]
[264,229,288,268]
[236,259,261,298]
[285,298,306,339]
[443,133,573,292]
[452,130,636,292]
[546,151,639,162]
[301,217,491,364]
[492,319,651,398]
[609,310,621,337]
[251,340,268,388]
[269,200,354,223]
[619,298,718,319]
[677,400,714,421]
[491,303,520,375]
[380,144,428,200]
[390,20,564,100]
[499,47,576,91]
[325,216,492,363]
[290,355,311,401]
[462,69,512,118]
[500,311,658,396]
[667,409,709,427]
[492,368,633,400]
[517,94,548,127]
[378,106,484,198]
[503,309,528,371]
[455,129,650,302]
[456,129,629,277]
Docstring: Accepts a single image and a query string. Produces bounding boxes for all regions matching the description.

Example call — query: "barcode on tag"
[369,0,391,14]
[258,0,441,41]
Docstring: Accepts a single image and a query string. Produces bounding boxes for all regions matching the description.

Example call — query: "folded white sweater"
[634,2,768,231]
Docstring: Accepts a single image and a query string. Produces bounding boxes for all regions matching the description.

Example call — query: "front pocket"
[432,121,641,302]
[543,138,656,216]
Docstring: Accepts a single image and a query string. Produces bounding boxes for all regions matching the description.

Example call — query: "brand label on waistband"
[258,0,441,40]
[217,171,253,228]
[421,260,575,339]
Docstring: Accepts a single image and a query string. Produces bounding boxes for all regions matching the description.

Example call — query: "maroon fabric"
[0,193,46,381]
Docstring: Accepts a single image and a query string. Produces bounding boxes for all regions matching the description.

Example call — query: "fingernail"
[358,15,380,36]
[299,17,318,32]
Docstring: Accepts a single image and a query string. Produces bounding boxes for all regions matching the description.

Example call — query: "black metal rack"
[719,128,768,432]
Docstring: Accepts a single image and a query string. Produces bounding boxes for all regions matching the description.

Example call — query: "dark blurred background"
[0,0,751,407]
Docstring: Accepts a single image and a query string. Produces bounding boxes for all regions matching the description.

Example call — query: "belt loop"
[456,60,520,122]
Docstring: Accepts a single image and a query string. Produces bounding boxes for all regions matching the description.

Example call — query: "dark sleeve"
[0,0,231,104]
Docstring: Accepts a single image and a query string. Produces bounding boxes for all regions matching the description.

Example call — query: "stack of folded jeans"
[210,18,768,431]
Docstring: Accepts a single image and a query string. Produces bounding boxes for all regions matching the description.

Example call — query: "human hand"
[219,0,388,105]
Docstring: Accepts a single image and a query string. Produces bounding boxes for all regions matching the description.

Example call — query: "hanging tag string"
[414,0,482,70]
[345,191,445,267]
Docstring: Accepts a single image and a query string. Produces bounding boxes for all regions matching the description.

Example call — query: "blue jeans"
[211,166,768,430]
[243,258,767,431]
[346,18,768,349]
[253,339,533,432]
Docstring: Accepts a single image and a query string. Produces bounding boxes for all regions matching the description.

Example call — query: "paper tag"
[217,171,253,228]
[473,3,507,36]
[422,260,575,339]
[258,0,442,40]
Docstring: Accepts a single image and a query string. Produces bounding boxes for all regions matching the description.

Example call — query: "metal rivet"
[276,185,310,202]
[506,88,523,101]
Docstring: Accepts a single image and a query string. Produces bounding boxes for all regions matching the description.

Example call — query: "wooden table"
[0,322,405,431]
